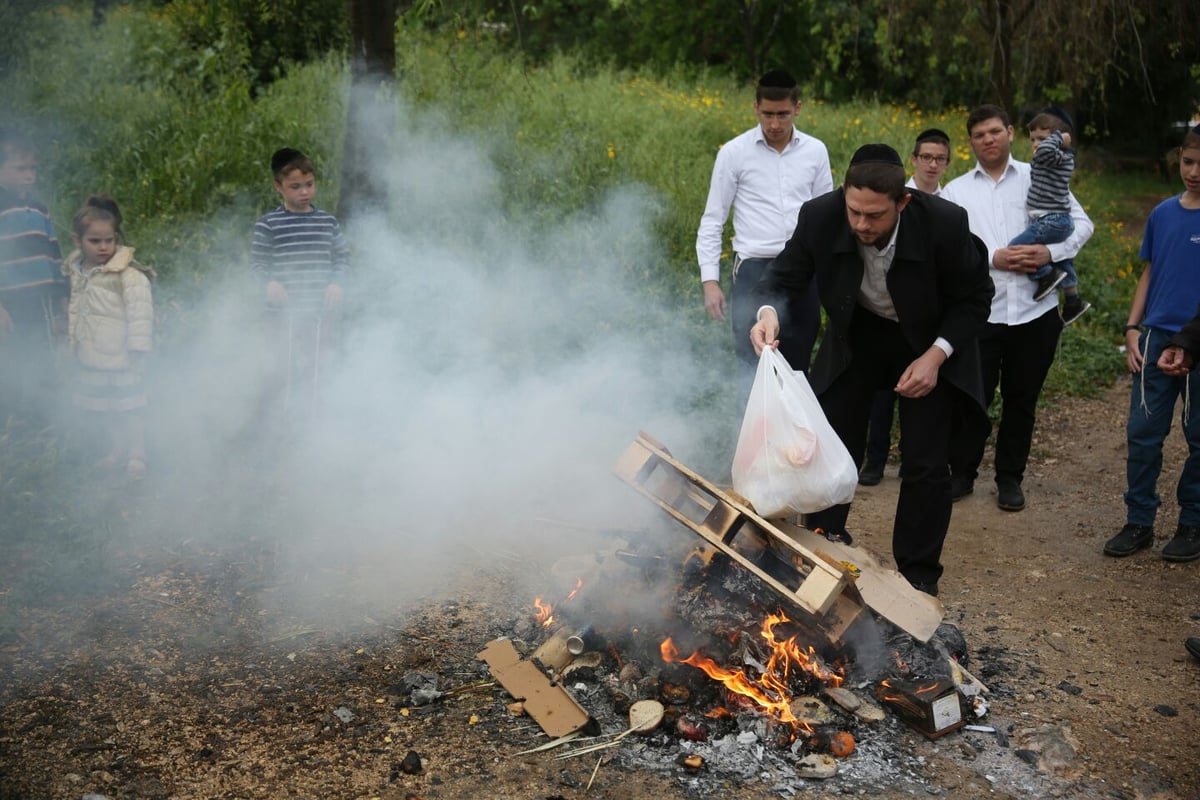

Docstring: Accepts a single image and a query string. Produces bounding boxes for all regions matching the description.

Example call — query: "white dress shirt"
[856,219,900,321]
[905,176,942,197]
[942,157,1093,326]
[696,126,833,282]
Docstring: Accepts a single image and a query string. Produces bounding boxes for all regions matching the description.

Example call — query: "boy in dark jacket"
[1155,307,1200,663]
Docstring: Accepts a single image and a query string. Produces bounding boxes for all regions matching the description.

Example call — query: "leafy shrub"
[0,12,1170,401]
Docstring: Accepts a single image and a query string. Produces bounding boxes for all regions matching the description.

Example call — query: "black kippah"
[757,69,797,89]
[270,147,306,174]
[849,143,903,167]
[1040,106,1075,132]
[915,128,950,144]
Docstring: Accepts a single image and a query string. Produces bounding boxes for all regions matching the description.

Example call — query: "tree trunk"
[981,0,1015,112]
[339,0,398,223]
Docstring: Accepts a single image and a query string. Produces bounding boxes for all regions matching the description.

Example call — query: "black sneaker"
[858,461,885,486]
[950,475,974,502]
[1033,269,1067,301]
[996,481,1025,511]
[1162,524,1200,562]
[1103,523,1154,557]
[1061,295,1092,325]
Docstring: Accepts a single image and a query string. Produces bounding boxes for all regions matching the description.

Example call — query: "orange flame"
[532,578,584,629]
[533,596,554,628]
[660,611,843,731]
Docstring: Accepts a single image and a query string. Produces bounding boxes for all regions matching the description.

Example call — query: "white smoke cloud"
[126,86,733,634]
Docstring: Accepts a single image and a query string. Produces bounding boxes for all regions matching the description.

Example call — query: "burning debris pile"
[472,434,991,793]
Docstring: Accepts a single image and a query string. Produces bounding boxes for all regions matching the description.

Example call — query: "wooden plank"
[613,433,863,631]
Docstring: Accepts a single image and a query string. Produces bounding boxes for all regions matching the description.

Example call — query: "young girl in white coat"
[64,195,154,477]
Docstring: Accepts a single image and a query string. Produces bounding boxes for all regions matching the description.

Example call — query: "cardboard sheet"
[477,638,593,738]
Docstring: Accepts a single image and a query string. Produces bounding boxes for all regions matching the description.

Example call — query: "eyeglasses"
[915,153,949,165]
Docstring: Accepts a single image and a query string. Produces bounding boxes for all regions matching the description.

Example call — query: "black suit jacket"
[1169,307,1200,357]
[753,188,994,407]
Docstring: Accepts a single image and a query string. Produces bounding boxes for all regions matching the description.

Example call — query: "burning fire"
[878,678,940,715]
[533,596,554,628]
[532,578,584,629]
[660,611,843,731]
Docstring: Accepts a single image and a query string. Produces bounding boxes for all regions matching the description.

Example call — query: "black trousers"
[731,256,820,410]
[806,309,956,587]
[865,389,896,467]
[950,308,1062,486]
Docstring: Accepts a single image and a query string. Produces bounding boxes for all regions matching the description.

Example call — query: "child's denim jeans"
[1009,211,1077,288]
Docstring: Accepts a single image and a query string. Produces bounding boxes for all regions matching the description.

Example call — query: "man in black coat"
[1154,310,1200,663]
[750,143,993,596]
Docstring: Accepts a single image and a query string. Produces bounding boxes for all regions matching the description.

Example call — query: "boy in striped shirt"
[0,128,65,418]
[251,148,349,428]
[1010,108,1090,324]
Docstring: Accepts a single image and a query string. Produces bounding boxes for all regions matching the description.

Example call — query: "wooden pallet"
[613,432,868,644]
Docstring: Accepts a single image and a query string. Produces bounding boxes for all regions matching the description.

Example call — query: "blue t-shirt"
[1140,195,1200,332]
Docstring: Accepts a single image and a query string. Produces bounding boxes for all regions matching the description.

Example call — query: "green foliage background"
[0,2,1180,623]
[0,7,1164,397]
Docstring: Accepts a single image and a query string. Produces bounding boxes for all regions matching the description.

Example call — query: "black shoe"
[1033,269,1067,301]
[1103,523,1154,557]
[1186,637,1200,661]
[950,475,974,502]
[996,481,1025,511]
[909,580,939,597]
[1162,524,1200,562]
[1061,294,1091,325]
[817,528,854,546]
[858,461,885,486]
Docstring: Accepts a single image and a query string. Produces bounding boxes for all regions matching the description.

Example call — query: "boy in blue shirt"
[1104,125,1200,562]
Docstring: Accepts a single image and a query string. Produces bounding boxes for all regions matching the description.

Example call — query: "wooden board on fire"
[613,432,943,644]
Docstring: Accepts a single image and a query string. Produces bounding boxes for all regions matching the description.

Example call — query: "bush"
[0,13,1171,402]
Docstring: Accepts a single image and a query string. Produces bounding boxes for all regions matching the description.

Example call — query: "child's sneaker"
[1061,294,1091,325]
[1033,268,1067,301]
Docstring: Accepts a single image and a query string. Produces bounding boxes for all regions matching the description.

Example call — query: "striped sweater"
[1026,130,1074,217]
[251,205,349,313]
[0,186,64,297]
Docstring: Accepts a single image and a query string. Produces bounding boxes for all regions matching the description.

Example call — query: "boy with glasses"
[907,128,952,196]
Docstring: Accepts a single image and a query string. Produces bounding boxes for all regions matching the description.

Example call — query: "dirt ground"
[1,379,1198,800]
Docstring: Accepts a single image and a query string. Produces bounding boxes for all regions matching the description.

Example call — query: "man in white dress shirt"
[696,70,833,407]
[942,104,1093,512]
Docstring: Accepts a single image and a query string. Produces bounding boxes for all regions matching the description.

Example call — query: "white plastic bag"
[731,347,858,518]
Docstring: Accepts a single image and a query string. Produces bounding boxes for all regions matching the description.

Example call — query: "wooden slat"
[613,432,864,635]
